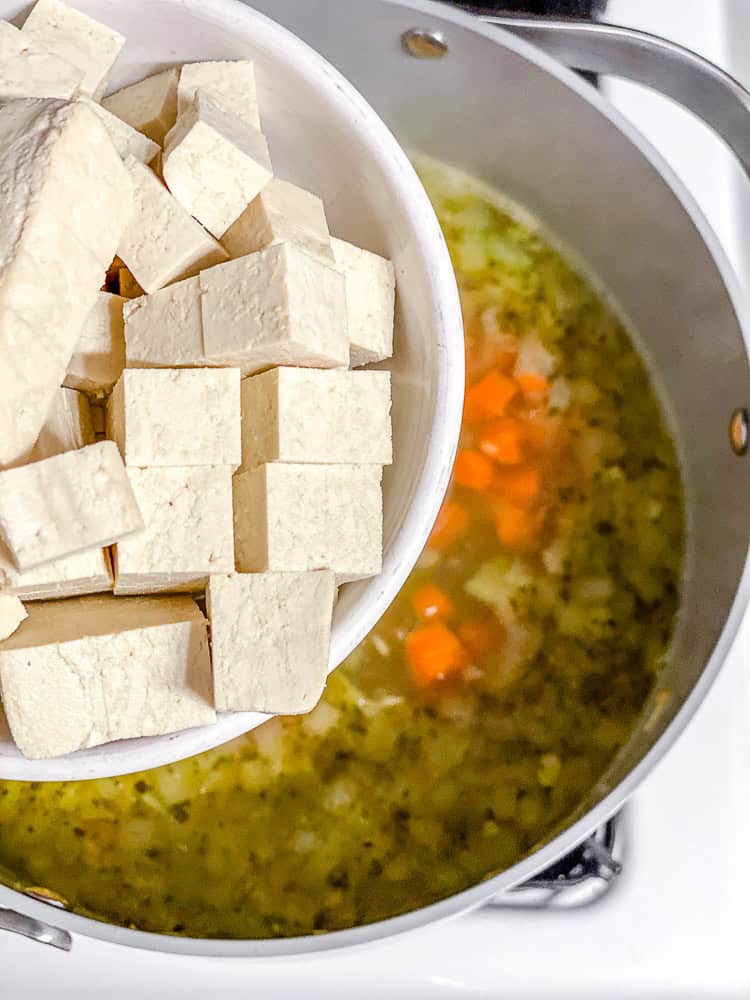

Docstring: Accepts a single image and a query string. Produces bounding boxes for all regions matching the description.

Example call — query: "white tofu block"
[22,0,125,99]
[123,277,208,368]
[0,594,27,641]
[0,98,133,467]
[200,243,349,376]
[0,441,143,571]
[0,595,214,759]
[233,463,382,583]
[239,368,392,473]
[177,60,260,128]
[221,177,332,262]
[163,91,273,239]
[114,466,234,594]
[207,571,335,713]
[78,97,159,164]
[108,368,241,468]
[6,385,93,470]
[0,536,112,601]
[65,291,125,394]
[116,158,228,294]
[102,67,179,145]
[0,19,83,99]
[331,237,395,367]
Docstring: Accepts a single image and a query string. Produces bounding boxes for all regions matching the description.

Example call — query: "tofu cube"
[207,571,335,713]
[6,385,94,470]
[0,390,112,599]
[331,237,395,367]
[0,538,112,602]
[0,99,133,467]
[0,594,27,642]
[22,0,125,99]
[102,67,179,144]
[0,441,143,571]
[222,177,333,262]
[78,97,159,164]
[233,463,383,583]
[117,158,228,294]
[200,243,349,376]
[65,291,125,394]
[123,277,207,368]
[163,91,273,239]
[108,368,241,468]
[240,368,392,472]
[0,595,214,759]
[0,19,83,100]
[114,466,234,594]
[177,60,260,128]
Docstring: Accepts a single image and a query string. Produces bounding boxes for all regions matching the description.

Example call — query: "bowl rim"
[0,0,464,781]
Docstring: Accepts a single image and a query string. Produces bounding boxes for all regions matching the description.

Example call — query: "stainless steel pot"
[1,0,749,957]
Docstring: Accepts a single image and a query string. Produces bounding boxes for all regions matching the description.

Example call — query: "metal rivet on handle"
[730,408,748,455]
[402,28,448,58]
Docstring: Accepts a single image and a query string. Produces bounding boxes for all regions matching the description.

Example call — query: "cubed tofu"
[22,0,125,99]
[0,441,143,571]
[0,98,133,467]
[239,368,392,473]
[114,466,234,594]
[0,594,27,641]
[0,595,214,759]
[233,463,382,583]
[78,97,159,164]
[0,538,112,601]
[177,60,260,128]
[108,368,241,468]
[116,158,228,294]
[65,291,125,394]
[123,277,207,368]
[0,19,83,100]
[163,91,273,239]
[200,243,349,376]
[207,571,335,713]
[0,390,112,599]
[331,237,395,367]
[6,385,93,470]
[102,67,179,144]
[221,177,332,261]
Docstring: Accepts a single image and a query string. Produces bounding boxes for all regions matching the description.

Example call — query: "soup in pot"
[0,160,684,938]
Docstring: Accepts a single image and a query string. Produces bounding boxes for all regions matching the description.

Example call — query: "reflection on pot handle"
[0,906,71,951]
[482,16,750,182]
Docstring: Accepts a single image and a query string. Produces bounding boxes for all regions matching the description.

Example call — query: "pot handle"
[0,906,72,951]
[478,15,750,180]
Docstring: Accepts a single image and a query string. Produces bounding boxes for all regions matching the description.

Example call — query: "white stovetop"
[3,2,750,996]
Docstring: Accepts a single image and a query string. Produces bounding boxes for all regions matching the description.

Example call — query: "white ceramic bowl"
[0,0,463,781]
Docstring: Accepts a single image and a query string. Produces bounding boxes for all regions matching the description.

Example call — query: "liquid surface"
[0,162,684,939]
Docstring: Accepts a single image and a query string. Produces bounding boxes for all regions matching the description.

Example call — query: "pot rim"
[1,0,748,956]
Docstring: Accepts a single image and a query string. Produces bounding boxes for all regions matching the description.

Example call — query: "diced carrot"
[459,617,505,660]
[496,504,538,552]
[492,464,543,506]
[464,370,519,422]
[428,500,469,550]
[411,584,456,622]
[454,449,494,491]
[517,373,549,398]
[478,418,525,465]
[406,623,468,686]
